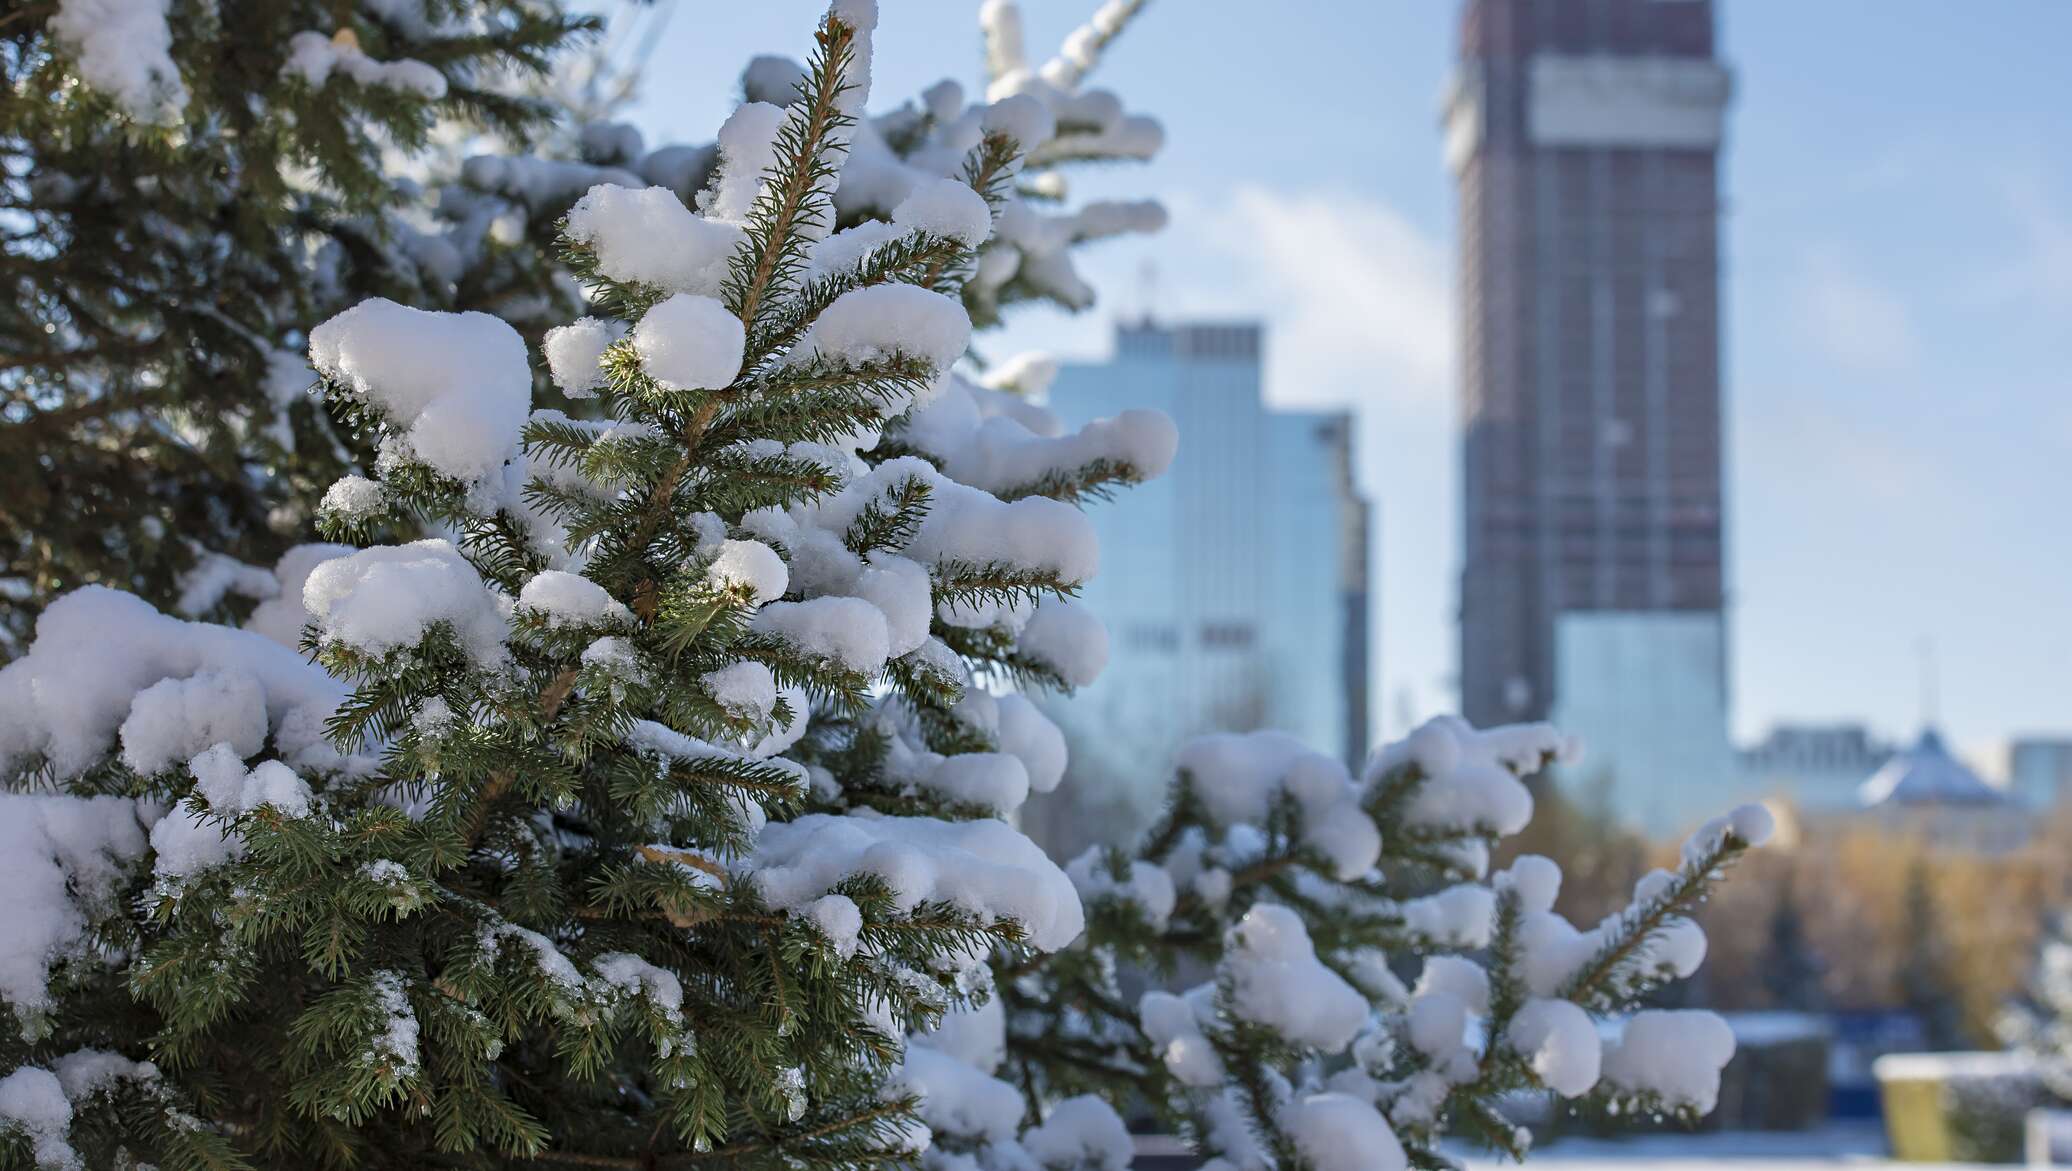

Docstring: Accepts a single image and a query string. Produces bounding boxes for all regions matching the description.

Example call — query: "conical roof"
[1857,728,2006,807]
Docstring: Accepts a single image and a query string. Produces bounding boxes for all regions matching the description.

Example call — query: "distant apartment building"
[1022,320,1371,851]
[1737,723,1895,813]
[1853,728,2026,855]
[2008,738,2072,809]
[1448,0,1732,828]
[1740,723,2032,853]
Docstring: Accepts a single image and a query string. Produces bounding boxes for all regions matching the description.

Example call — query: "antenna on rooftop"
[1136,256,1160,325]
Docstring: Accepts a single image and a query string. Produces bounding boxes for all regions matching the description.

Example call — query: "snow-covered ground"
[1130,1124,1991,1169]
[1456,1123,1992,1169]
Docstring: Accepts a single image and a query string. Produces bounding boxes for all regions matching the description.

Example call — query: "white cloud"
[1967,175,2072,312]
[1796,250,1917,374]
[1174,185,1453,406]
[1740,399,1939,509]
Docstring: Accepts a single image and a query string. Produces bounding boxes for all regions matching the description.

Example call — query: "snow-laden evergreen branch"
[989,722,1773,1171]
[3,0,601,649]
[0,2,1182,1165]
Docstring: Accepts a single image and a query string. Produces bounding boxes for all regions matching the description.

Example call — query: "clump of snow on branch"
[1225,904,1371,1050]
[903,371,1178,498]
[242,544,355,647]
[562,183,743,297]
[282,29,446,99]
[516,570,633,630]
[790,285,972,374]
[49,0,188,123]
[1176,732,1381,880]
[302,540,511,665]
[0,586,347,780]
[0,796,152,1035]
[1282,1092,1408,1171]
[307,299,530,487]
[541,318,617,397]
[1599,1011,1739,1114]
[748,814,1085,953]
[632,294,747,391]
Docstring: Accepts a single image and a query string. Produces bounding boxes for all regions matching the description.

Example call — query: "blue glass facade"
[1021,320,1370,851]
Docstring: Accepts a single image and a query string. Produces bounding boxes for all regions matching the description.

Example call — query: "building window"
[1127,624,1179,653]
[1200,622,1256,650]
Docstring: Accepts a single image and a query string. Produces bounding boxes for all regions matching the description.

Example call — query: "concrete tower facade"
[1449,0,1732,736]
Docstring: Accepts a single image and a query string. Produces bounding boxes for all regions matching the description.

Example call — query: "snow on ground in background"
[1454,1122,1991,1169]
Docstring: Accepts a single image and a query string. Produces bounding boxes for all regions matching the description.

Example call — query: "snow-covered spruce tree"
[941,725,1774,1171]
[2000,908,2072,1099]
[0,1,1182,1165]
[1,0,591,645]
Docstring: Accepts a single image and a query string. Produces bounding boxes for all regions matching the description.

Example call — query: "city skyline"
[620,0,2072,769]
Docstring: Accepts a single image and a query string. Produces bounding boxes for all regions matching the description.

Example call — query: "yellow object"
[1877,1072,1952,1163]
[1872,1050,2036,1163]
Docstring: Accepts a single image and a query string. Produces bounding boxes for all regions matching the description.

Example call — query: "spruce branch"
[842,472,932,556]
[997,456,1149,505]
[929,560,1079,612]
[1559,830,1753,1009]
[745,232,969,368]
[720,14,859,335]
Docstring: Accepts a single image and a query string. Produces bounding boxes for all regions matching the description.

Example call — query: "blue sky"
[616,2,2072,772]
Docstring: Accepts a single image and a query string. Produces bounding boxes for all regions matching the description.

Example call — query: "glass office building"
[1020,320,1370,853]
[1550,610,1732,834]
